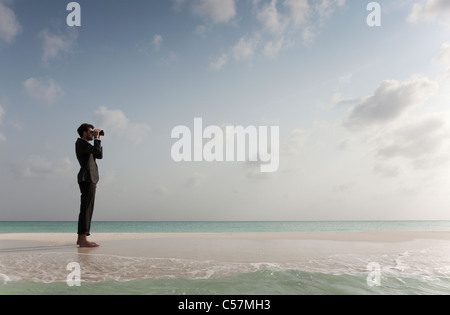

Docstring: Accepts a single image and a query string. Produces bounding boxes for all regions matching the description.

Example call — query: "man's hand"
[93,129,101,139]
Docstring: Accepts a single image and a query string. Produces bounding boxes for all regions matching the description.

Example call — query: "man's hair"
[77,123,94,138]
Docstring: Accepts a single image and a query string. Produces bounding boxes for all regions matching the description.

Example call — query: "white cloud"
[281,0,346,40]
[343,76,439,129]
[257,0,287,35]
[284,0,310,26]
[158,51,178,66]
[263,37,285,58]
[152,185,169,195]
[191,0,236,24]
[408,0,450,24]
[0,104,4,124]
[137,35,165,55]
[15,155,73,178]
[210,0,346,70]
[209,53,228,71]
[23,77,65,105]
[194,24,208,37]
[209,36,258,70]
[373,112,450,175]
[376,114,448,160]
[94,106,151,144]
[39,28,78,63]
[0,0,22,43]
[339,75,450,176]
[0,104,5,142]
[435,42,450,65]
[316,0,346,19]
[373,163,400,178]
[185,172,206,188]
[172,0,186,11]
[231,36,258,61]
[282,127,309,156]
[153,34,163,51]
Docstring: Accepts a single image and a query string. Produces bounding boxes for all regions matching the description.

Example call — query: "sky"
[1,0,450,221]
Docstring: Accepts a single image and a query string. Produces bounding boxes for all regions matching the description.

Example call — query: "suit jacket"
[76,138,103,184]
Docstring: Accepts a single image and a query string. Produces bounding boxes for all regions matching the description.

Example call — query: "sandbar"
[1,232,450,282]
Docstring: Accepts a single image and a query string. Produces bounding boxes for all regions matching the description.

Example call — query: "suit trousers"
[78,182,97,236]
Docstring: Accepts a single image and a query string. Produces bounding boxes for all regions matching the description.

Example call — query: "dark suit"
[76,138,103,236]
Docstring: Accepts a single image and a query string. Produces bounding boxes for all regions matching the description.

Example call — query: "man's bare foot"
[77,241,100,248]
[77,234,100,248]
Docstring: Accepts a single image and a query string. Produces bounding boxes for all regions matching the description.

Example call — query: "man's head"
[77,123,95,140]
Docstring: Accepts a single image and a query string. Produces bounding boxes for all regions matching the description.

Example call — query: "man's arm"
[91,128,103,159]
[94,139,103,160]
[77,138,103,156]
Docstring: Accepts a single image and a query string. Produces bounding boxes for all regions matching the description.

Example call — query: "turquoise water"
[1,221,450,295]
[1,220,450,233]
[2,270,450,295]
[0,270,450,295]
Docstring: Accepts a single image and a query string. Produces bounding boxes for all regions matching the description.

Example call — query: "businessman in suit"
[76,123,103,248]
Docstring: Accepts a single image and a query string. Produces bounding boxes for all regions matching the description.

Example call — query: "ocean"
[1,220,450,234]
[1,221,450,296]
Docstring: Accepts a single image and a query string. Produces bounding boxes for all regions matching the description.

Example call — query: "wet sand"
[1,232,450,283]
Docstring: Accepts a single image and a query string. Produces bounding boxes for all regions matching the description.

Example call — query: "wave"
[2,268,450,295]
[1,242,449,289]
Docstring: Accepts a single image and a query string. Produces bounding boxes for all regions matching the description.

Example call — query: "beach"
[1,231,450,294]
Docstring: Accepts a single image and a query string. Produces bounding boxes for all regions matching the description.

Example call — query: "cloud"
[0,102,4,122]
[39,28,78,63]
[153,34,163,51]
[408,0,450,25]
[137,35,176,66]
[257,0,287,35]
[284,0,310,26]
[22,77,65,105]
[152,185,169,195]
[280,0,346,42]
[172,0,186,11]
[210,0,346,70]
[0,0,22,44]
[15,155,73,178]
[339,75,449,175]
[263,36,285,58]
[283,128,309,156]
[209,54,228,71]
[374,112,450,173]
[158,51,178,66]
[94,106,151,144]
[136,34,165,56]
[316,0,346,19]
[434,42,450,65]
[209,36,259,70]
[191,0,236,24]
[373,163,400,178]
[185,172,205,188]
[376,114,447,159]
[194,24,208,37]
[231,36,259,61]
[0,104,5,142]
[343,77,439,129]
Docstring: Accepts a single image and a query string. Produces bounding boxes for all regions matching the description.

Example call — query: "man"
[76,123,103,248]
